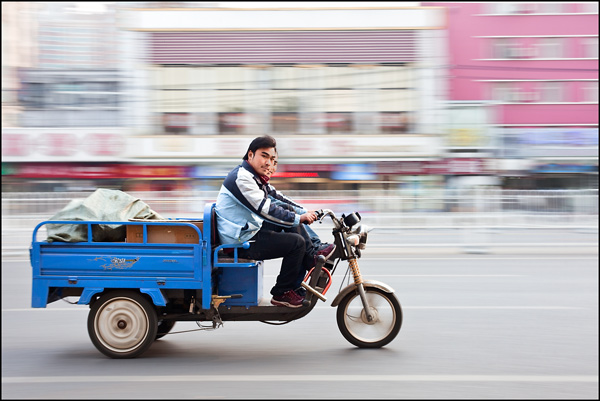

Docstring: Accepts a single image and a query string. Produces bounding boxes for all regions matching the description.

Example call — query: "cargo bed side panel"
[37,243,200,279]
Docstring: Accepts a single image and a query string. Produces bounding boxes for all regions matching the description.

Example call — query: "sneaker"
[271,289,305,308]
[313,243,336,267]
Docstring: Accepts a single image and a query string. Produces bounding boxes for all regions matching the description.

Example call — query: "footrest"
[300,282,327,302]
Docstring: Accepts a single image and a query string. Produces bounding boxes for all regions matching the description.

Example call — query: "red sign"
[17,164,118,179]
[84,133,125,156]
[2,134,31,156]
[14,164,190,179]
[38,133,79,157]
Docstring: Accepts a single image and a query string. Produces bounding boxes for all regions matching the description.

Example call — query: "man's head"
[243,136,276,161]
[244,136,277,177]
[266,154,278,178]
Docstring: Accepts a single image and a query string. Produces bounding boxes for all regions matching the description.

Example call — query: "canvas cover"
[46,188,164,242]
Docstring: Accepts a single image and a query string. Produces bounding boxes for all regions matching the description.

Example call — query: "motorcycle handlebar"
[315,209,335,222]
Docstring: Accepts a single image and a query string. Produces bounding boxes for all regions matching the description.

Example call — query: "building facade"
[424,1,598,189]
[2,3,455,193]
[10,3,589,193]
[117,4,452,192]
[2,2,38,128]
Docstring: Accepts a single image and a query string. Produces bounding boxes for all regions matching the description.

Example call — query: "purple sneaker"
[271,289,305,308]
[314,243,336,267]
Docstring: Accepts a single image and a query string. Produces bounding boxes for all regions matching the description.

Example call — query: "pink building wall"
[425,2,598,126]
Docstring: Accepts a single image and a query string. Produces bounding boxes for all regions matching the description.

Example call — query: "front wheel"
[88,291,158,358]
[336,287,402,348]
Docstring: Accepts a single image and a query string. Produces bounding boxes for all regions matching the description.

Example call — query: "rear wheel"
[88,291,157,358]
[336,287,402,348]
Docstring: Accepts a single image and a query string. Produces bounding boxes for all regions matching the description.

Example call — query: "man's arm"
[266,183,305,212]
[224,166,301,227]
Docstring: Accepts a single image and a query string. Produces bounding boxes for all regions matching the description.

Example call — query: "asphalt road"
[2,242,598,399]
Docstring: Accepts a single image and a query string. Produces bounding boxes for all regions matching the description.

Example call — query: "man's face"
[247,147,276,176]
[266,158,278,178]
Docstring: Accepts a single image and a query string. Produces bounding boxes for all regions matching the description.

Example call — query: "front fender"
[330,280,395,307]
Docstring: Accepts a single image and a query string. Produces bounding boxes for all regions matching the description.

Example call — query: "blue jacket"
[215,161,301,244]
[266,183,307,214]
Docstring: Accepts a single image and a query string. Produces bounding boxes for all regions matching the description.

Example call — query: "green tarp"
[46,188,164,243]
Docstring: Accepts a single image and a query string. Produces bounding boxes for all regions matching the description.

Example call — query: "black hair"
[243,135,277,160]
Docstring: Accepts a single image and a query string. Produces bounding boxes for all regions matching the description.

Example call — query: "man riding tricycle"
[30,136,402,358]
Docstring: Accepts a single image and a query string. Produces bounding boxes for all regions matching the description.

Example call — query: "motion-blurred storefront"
[2,4,466,193]
[114,4,449,192]
[498,126,598,189]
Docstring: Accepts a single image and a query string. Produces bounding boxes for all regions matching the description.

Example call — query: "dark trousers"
[262,221,318,285]
[239,225,308,296]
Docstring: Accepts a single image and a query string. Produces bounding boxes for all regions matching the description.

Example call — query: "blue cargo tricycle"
[30,203,402,358]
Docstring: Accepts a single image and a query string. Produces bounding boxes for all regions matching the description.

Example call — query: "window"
[583,82,598,102]
[271,112,299,135]
[579,2,599,13]
[536,3,564,13]
[583,37,599,58]
[19,83,46,108]
[487,3,537,14]
[494,3,520,14]
[492,82,517,102]
[536,38,565,58]
[538,82,565,102]
[150,64,417,135]
[163,113,190,134]
[492,38,515,58]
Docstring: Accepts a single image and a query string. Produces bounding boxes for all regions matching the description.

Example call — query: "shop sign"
[17,164,119,179]
[191,166,231,179]
[2,129,126,161]
[517,129,598,146]
[531,164,598,174]
[503,128,598,158]
[2,133,31,156]
[125,165,190,178]
[84,133,125,156]
[13,164,191,179]
[376,159,493,175]
[331,164,377,181]
[2,163,17,176]
[446,104,493,148]
[277,164,338,172]
[128,135,442,159]
[37,133,79,157]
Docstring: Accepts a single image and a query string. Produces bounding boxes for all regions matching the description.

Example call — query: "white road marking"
[365,257,598,260]
[266,274,526,278]
[2,375,597,384]
[4,256,598,263]
[2,305,586,312]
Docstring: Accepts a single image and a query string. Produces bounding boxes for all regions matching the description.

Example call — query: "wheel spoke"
[337,288,401,347]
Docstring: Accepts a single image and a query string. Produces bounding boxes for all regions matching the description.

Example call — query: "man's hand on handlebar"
[300,211,317,225]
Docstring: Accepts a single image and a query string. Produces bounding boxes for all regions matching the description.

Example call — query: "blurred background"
[2,2,598,255]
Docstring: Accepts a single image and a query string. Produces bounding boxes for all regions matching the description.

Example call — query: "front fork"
[348,258,374,322]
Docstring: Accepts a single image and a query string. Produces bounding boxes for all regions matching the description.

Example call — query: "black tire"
[155,319,176,340]
[336,287,402,348]
[88,291,158,358]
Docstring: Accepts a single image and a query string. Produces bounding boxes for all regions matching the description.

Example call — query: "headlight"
[346,234,360,246]
[357,224,369,249]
